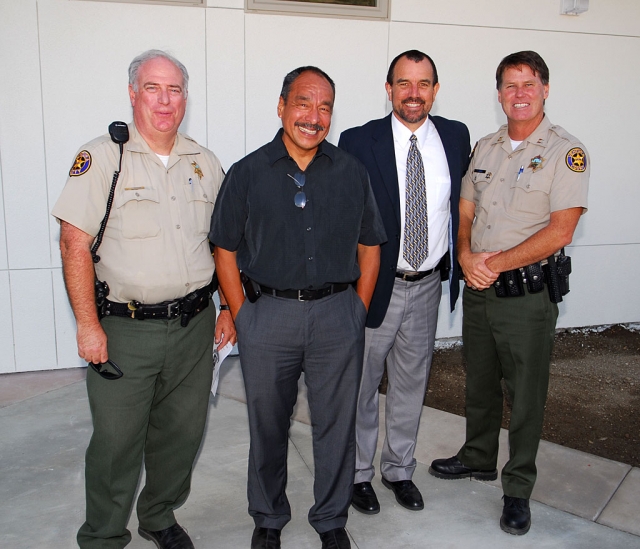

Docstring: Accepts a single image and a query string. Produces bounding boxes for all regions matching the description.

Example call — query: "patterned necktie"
[403,134,428,270]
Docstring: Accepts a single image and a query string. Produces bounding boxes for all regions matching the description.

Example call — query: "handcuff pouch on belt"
[493,250,571,304]
[543,252,571,304]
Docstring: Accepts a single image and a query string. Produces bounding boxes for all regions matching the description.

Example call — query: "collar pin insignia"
[191,161,204,180]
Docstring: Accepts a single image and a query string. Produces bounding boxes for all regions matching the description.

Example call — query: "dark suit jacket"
[339,114,471,329]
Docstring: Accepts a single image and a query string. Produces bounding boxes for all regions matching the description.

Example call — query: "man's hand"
[459,249,501,290]
[215,310,237,350]
[215,285,237,349]
[457,198,500,290]
[77,321,109,364]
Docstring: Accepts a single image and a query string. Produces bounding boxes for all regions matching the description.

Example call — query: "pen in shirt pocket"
[516,166,524,181]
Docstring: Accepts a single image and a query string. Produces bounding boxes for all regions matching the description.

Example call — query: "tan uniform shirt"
[461,116,589,253]
[53,123,224,303]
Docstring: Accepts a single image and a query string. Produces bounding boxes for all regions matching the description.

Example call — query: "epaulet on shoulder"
[83,133,115,153]
[479,126,503,145]
[182,133,197,144]
[549,124,582,146]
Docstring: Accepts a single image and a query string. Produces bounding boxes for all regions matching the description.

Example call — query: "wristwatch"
[219,304,230,311]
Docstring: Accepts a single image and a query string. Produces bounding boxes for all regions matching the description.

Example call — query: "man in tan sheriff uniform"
[52,50,235,549]
[429,51,589,536]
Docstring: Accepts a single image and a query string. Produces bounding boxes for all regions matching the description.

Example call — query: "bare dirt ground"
[382,324,640,467]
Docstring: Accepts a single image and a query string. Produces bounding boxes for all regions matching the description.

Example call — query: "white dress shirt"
[392,114,451,272]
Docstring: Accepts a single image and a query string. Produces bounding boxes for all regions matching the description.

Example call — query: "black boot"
[500,495,531,535]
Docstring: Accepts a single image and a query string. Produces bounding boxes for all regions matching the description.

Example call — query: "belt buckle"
[127,300,140,319]
[167,301,181,318]
[297,290,305,302]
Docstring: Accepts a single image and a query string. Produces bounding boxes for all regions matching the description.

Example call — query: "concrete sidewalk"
[1,356,638,548]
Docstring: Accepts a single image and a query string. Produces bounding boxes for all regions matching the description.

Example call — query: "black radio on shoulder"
[108,121,129,145]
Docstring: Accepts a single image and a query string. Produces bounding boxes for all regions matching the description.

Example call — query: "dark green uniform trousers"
[77,305,216,548]
[457,286,558,499]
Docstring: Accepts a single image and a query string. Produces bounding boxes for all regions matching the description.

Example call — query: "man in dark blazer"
[338,50,471,514]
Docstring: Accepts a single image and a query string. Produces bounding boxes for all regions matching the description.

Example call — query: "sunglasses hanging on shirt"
[287,172,306,208]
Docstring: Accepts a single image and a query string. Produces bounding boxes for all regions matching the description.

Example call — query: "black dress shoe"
[251,526,282,549]
[429,456,498,481]
[381,477,424,511]
[500,495,531,535]
[351,482,380,515]
[138,523,194,549]
[319,527,351,549]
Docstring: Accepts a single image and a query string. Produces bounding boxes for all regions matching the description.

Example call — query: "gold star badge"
[69,150,92,177]
[191,161,203,180]
[566,148,586,172]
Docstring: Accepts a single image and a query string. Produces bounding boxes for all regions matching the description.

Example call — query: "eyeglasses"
[89,359,124,380]
[287,172,306,209]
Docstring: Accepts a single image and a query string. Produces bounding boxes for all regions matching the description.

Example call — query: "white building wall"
[0,0,637,371]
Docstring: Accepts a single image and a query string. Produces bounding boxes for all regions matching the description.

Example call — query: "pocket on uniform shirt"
[507,169,552,221]
[471,169,494,212]
[115,187,161,239]
[183,180,215,235]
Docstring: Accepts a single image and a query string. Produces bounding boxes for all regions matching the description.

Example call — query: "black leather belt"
[396,265,440,282]
[102,281,213,324]
[259,283,350,301]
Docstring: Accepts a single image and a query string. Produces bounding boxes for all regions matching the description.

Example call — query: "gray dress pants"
[355,271,441,483]
[235,287,367,533]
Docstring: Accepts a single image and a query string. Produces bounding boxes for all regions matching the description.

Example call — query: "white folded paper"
[211,341,234,396]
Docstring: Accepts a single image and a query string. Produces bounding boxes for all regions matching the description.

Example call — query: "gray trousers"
[235,287,366,533]
[355,272,441,483]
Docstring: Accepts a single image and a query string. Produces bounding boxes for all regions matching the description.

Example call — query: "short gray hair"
[128,49,189,96]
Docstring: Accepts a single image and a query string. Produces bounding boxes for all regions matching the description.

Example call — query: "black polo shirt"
[209,129,386,290]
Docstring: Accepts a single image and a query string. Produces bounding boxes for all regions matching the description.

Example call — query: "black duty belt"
[259,283,350,301]
[102,281,213,327]
[396,264,440,282]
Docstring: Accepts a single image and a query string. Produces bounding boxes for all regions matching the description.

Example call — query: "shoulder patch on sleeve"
[69,150,92,177]
[565,147,586,173]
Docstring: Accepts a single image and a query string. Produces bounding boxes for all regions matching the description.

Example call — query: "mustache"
[401,97,425,105]
[295,121,325,132]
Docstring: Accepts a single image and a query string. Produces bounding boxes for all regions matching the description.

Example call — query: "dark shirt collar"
[266,128,335,167]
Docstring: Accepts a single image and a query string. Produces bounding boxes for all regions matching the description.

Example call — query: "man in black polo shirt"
[209,66,386,549]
